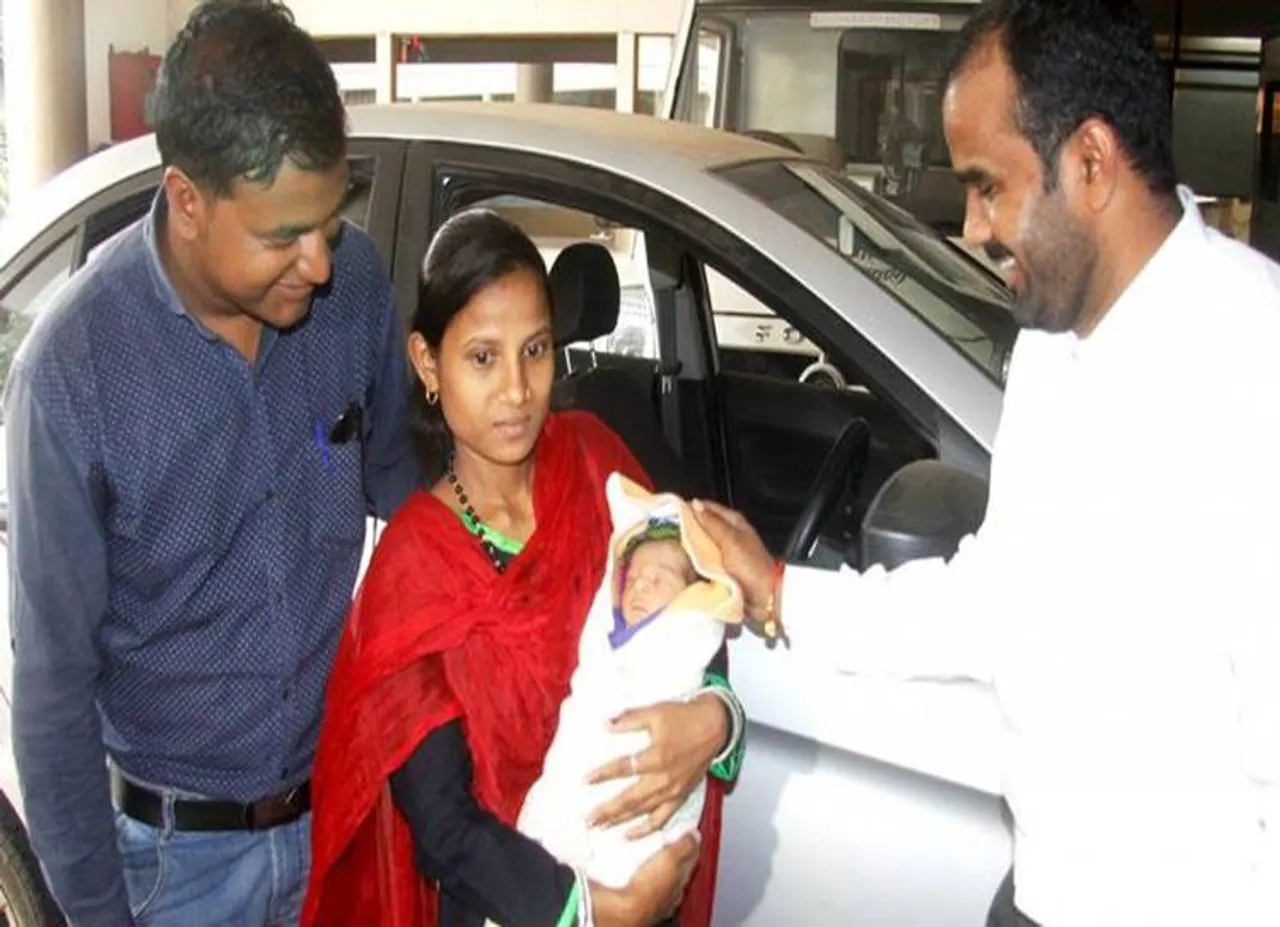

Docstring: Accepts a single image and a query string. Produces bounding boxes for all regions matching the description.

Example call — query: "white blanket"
[513,472,742,893]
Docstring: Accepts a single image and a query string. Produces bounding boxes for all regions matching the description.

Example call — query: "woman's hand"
[586,696,727,838]
[592,832,702,926]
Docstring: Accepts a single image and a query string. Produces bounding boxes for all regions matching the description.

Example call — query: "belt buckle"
[247,786,302,831]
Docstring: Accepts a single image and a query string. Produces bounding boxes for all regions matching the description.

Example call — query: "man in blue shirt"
[4,3,417,924]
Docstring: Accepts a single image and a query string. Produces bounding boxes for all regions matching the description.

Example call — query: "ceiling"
[1135,0,1279,39]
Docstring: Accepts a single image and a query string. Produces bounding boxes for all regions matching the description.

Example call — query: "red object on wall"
[109,45,162,142]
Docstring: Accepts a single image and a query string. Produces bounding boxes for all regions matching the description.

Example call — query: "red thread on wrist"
[761,558,785,639]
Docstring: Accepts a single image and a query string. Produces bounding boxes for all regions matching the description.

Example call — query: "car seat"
[549,242,701,498]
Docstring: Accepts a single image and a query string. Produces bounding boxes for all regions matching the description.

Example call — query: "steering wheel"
[783,418,872,564]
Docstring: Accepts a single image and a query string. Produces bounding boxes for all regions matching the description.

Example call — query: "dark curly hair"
[152,0,347,195]
[949,0,1177,197]
[409,209,552,482]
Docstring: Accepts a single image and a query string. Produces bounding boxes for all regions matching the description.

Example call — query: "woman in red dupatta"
[303,209,732,927]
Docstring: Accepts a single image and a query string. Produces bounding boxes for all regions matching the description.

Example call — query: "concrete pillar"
[515,62,553,104]
[3,0,89,202]
[615,31,638,113]
[374,31,397,104]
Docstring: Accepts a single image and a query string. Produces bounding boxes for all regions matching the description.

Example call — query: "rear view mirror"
[860,460,987,572]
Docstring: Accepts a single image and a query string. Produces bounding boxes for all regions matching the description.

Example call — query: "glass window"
[721,157,1016,384]
[686,28,726,128]
[674,10,957,169]
[0,232,78,521]
[2,234,77,323]
[471,194,658,360]
[836,29,954,170]
[1261,81,1280,204]
[0,234,78,394]
[342,88,377,107]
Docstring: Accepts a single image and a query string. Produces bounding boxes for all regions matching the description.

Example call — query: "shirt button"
[264,489,275,502]
[282,684,291,701]
[280,767,289,780]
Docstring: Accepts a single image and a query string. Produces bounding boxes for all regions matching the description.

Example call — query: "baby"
[510,473,744,893]
[612,520,699,649]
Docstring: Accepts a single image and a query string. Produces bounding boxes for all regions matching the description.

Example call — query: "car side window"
[704,262,867,391]
[342,156,377,229]
[469,194,659,361]
[0,232,79,523]
[0,233,78,398]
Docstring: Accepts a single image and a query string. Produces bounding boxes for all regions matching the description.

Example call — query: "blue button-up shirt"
[5,194,418,925]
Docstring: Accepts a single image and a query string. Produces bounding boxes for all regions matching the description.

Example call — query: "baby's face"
[620,539,694,626]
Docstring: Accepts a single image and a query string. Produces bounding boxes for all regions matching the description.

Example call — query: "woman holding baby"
[301,209,748,927]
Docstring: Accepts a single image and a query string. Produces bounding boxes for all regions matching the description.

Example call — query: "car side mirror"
[860,460,988,572]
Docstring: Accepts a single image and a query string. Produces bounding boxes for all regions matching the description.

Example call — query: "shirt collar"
[1071,184,1205,361]
[142,190,196,318]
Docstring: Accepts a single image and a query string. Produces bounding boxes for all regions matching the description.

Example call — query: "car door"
[713,333,935,558]
[386,139,1012,926]
[647,207,1012,927]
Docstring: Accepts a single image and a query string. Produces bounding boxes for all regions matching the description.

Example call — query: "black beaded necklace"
[446,461,509,574]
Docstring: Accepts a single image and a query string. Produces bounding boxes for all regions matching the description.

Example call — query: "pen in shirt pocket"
[313,420,332,471]
[314,402,363,471]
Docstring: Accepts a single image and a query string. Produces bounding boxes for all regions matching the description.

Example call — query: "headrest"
[550,242,621,347]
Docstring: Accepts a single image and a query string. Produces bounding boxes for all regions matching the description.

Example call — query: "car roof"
[0,103,794,269]
[350,102,794,168]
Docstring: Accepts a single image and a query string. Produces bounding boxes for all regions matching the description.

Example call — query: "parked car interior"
[462,186,941,571]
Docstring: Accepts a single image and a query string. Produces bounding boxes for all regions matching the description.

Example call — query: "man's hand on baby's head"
[690,500,779,633]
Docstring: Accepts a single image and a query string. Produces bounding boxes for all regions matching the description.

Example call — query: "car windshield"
[719,157,1017,384]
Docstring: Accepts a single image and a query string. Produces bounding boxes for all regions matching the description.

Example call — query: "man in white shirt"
[693,0,1280,925]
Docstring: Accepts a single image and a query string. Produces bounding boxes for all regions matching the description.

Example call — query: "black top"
[390,720,576,927]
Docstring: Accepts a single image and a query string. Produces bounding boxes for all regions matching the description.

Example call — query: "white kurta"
[782,186,1280,926]
[514,474,729,890]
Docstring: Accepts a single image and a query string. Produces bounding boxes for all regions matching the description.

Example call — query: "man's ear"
[162,166,209,243]
[1060,117,1121,214]
[407,331,439,396]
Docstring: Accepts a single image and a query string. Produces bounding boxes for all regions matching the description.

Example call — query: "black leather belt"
[112,770,311,832]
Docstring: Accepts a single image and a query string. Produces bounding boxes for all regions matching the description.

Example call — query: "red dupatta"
[302,411,724,927]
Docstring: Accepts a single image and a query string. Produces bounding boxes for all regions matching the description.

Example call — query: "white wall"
[79,0,688,150]
[166,0,684,39]
[333,36,673,102]
[84,0,168,149]
[280,0,684,37]
[169,0,198,36]
[740,13,843,137]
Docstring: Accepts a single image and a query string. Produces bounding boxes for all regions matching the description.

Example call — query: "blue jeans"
[114,797,310,927]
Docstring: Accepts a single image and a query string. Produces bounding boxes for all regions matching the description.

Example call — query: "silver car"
[0,102,1017,927]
